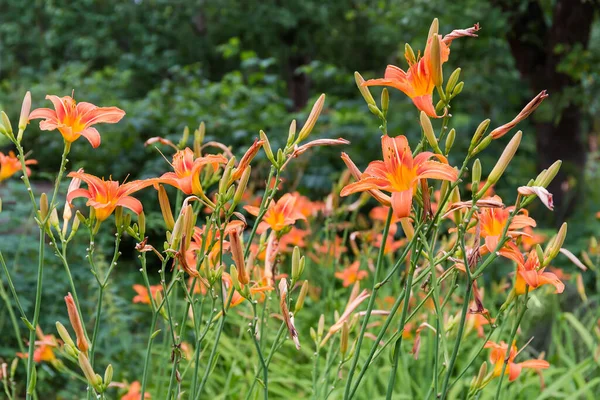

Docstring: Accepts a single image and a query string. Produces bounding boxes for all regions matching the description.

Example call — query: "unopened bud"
[485,131,522,187]
[233,166,251,207]
[291,246,303,281]
[420,111,441,153]
[179,126,190,149]
[65,293,89,354]
[470,119,491,149]
[535,244,545,265]
[78,352,101,390]
[230,229,248,285]
[229,266,241,291]
[354,72,376,107]
[404,43,417,65]
[430,34,443,87]
[294,280,309,313]
[39,193,49,220]
[194,122,205,157]
[381,88,389,115]
[474,361,488,389]
[18,91,31,133]
[287,120,297,146]
[538,160,562,188]
[472,159,481,187]
[444,128,455,154]
[103,364,113,386]
[219,158,235,195]
[180,205,195,251]
[1,112,13,138]
[259,130,276,164]
[49,208,60,229]
[298,94,325,142]
[317,314,325,340]
[340,321,349,357]
[137,211,146,239]
[445,68,461,97]
[55,321,76,349]
[428,18,439,40]
[368,103,383,118]
[544,223,567,265]
[451,82,464,97]
[157,185,175,231]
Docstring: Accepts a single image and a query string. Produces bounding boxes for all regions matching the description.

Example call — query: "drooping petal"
[510,214,537,230]
[28,108,58,122]
[538,271,565,293]
[79,127,101,148]
[340,177,390,196]
[411,95,438,118]
[413,151,448,167]
[116,196,144,215]
[80,106,126,126]
[508,362,522,381]
[416,161,458,181]
[244,205,261,217]
[66,188,92,205]
[518,359,550,371]
[391,189,413,218]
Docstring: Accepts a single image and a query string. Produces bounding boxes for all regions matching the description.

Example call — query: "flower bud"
[445,68,461,97]
[404,43,417,65]
[470,134,493,157]
[430,34,443,87]
[535,244,545,265]
[489,90,548,139]
[291,246,304,281]
[444,128,455,154]
[544,222,567,265]
[178,126,190,149]
[340,321,349,357]
[317,314,325,341]
[354,72,376,107]
[233,166,251,208]
[55,321,76,349]
[230,229,248,285]
[381,88,389,115]
[485,131,522,187]
[229,266,241,291]
[103,364,113,387]
[427,18,439,41]
[219,157,235,195]
[367,103,384,118]
[259,130,276,164]
[473,361,488,389]
[138,211,146,239]
[287,119,297,147]
[470,119,491,149]
[49,208,60,230]
[420,111,442,154]
[472,159,482,187]
[39,193,49,221]
[78,352,101,390]
[18,91,32,135]
[451,81,464,97]
[65,293,89,354]
[298,94,325,142]
[294,280,309,313]
[194,122,205,157]
[157,185,175,231]
[181,204,195,251]
[538,160,562,188]
[1,112,13,138]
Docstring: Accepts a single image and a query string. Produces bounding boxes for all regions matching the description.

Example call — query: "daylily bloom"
[340,135,458,218]
[67,170,156,221]
[17,329,59,364]
[292,192,324,218]
[29,95,125,148]
[370,206,401,235]
[485,340,549,381]
[222,272,273,308]
[121,381,150,400]
[335,261,368,287]
[158,148,228,196]
[132,284,163,304]
[363,24,479,117]
[279,227,310,251]
[244,193,306,234]
[500,248,565,295]
[477,196,536,253]
[520,227,546,251]
[0,151,36,182]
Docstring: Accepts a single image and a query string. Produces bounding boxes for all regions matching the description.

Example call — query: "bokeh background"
[1,0,599,397]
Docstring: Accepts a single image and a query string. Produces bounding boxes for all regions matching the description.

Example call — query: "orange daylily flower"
[17,332,59,364]
[121,381,150,400]
[520,226,546,251]
[335,261,368,287]
[279,227,310,251]
[132,284,163,304]
[363,24,479,117]
[67,170,156,221]
[478,196,536,253]
[340,135,458,218]
[158,148,228,196]
[291,192,324,218]
[370,206,401,235]
[500,248,564,295]
[29,95,125,148]
[222,272,273,308]
[244,193,306,234]
[485,340,549,382]
[0,151,36,182]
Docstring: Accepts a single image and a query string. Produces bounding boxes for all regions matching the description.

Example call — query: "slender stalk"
[25,229,45,400]
[343,208,393,399]
[251,302,269,400]
[494,289,529,399]
[0,278,26,353]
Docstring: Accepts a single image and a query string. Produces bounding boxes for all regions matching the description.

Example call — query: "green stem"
[343,208,393,400]
[0,278,26,353]
[25,229,45,400]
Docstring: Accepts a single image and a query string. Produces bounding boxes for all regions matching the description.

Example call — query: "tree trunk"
[496,0,597,219]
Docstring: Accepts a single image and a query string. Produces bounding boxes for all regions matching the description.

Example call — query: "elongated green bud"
[472,159,481,187]
[428,18,439,41]
[39,193,49,221]
[544,222,567,265]
[259,130,276,164]
[1,112,13,138]
[233,166,251,207]
[430,34,443,87]
[538,160,562,188]
[55,321,76,348]
[367,103,383,118]
[487,131,522,184]
[340,321,349,357]
[18,91,31,138]
[287,120,297,147]
[103,364,113,387]
[405,43,416,65]
[451,81,464,97]
[470,119,491,149]
[354,72,376,107]
[78,352,102,390]
[470,135,492,156]
[420,111,442,153]
[294,280,309,313]
[445,128,455,154]
[381,88,389,115]
[298,94,325,142]
[158,185,175,231]
[445,68,461,97]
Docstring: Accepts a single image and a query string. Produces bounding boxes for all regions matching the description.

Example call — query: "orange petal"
[391,189,413,218]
